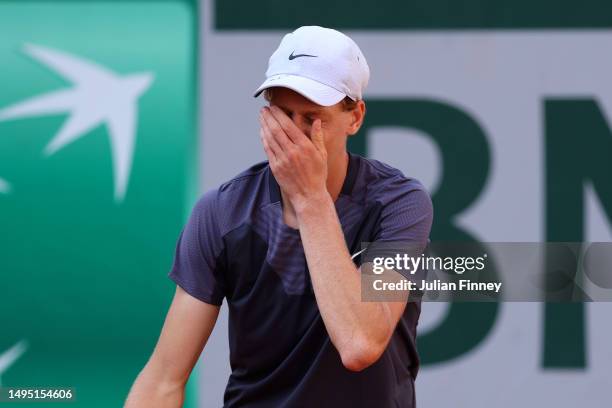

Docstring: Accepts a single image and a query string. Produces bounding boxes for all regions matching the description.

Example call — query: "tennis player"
[126,26,433,407]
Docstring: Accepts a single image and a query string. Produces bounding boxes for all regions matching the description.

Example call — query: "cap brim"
[253,74,346,107]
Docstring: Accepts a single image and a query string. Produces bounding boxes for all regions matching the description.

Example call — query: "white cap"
[254,26,370,107]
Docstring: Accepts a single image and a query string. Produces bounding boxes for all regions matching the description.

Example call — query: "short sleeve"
[360,180,433,294]
[168,189,226,305]
[367,181,434,276]
[375,183,433,252]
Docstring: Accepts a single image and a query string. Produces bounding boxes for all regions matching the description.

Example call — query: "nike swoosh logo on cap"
[288,51,317,60]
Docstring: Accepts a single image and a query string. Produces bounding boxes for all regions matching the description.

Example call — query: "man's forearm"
[124,363,185,408]
[295,192,394,370]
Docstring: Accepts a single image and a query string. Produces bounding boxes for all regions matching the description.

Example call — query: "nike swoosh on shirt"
[351,247,367,260]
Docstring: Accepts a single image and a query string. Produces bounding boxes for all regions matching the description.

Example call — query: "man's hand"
[259,106,328,210]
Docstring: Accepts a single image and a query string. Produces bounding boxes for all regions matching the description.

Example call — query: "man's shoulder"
[192,161,271,233]
[353,154,429,203]
[218,161,270,193]
[353,155,433,237]
[201,161,270,201]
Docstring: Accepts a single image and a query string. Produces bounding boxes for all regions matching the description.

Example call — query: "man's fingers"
[260,128,277,163]
[261,107,294,151]
[260,120,283,159]
[268,106,309,145]
[311,119,326,153]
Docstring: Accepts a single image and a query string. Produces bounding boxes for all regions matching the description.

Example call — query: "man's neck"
[280,150,349,229]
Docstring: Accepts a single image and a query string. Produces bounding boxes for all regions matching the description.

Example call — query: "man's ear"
[347,100,366,136]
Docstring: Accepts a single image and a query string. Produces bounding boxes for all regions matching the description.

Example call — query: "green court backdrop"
[0,1,198,406]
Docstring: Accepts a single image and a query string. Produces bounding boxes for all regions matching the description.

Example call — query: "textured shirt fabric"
[168,152,433,407]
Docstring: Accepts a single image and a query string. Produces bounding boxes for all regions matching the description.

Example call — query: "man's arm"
[125,286,220,408]
[295,195,408,372]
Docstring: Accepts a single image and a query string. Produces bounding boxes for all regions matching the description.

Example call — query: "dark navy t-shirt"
[169,152,433,407]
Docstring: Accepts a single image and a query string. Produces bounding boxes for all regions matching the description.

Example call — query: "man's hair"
[263,88,359,112]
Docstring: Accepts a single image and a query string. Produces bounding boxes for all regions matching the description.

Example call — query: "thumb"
[311,119,325,152]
